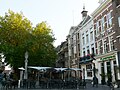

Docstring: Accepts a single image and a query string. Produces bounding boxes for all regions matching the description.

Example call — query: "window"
[86,64,92,77]
[96,21,99,35]
[78,44,80,56]
[107,12,112,28]
[116,0,120,7]
[91,47,95,54]
[87,49,90,54]
[87,72,92,77]
[86,64,92,69]
[101,17,105,31]
[118,17,120,27]
[98,41,101,54]
[119,37,120,43]
[101,62,105,77]
[90,31,93,41]
[86,34,89,43]
[82,37,85,45]
[103,40,107,53]
[83,51,85,56]
[77,33,79,39]
[110,36,115,51]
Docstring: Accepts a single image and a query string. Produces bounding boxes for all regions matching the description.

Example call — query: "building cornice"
[95,50,117,59]
[91,0,112,17]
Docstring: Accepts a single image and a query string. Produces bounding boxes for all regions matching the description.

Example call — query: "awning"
[54,68,68,71]
[54,67,81,71]
[18,67,25,70]
[28,66,52,71]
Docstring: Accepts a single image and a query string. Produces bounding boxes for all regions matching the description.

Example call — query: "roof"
[77,15,91,27]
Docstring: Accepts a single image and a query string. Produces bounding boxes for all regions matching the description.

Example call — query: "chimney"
[81,5,88,20]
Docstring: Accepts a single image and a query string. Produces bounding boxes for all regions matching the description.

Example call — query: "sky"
[0,0,99,47]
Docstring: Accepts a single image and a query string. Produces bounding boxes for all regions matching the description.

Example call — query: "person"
[2,73,7,81]
[93,76,98,87]
[1,73,7,87]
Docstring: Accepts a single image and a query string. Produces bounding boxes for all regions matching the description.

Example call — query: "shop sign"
[100,55,115,61]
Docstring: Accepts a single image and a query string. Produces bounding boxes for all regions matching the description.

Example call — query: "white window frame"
[107,12,112,28]
[96,21,99,35]
[101,17,105,31]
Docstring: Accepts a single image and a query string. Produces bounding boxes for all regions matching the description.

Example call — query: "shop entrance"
[101,62,105,84]
[106,61,112,82]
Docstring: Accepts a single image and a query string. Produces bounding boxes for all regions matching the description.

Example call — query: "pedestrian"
[93,76,98,87]
[1,73,7,87]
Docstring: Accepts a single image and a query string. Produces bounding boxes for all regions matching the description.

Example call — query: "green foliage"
[0,10,57,68]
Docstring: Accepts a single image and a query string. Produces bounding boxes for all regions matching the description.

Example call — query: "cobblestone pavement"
[0,83,120,90]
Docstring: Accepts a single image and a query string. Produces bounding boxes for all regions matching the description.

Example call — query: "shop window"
[86,64,92,77]
[86,64,92,69]
[87,72,92,77]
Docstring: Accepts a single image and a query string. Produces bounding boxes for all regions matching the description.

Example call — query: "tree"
[0,10,57,69]
[28,22,57,66]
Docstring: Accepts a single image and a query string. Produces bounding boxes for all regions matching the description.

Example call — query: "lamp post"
[24,51,28,80]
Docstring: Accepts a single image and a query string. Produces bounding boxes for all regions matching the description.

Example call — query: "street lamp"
[24,51,28,80]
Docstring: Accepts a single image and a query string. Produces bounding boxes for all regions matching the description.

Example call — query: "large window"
[103,40,107,53]
[82,37,85,45]
[91,47,95,54]
[101,17,105,31]
[90,31,93,41]
[86,64,92,77]
[98,41,101,55]
[77,33,79,39]
[110,36,115,51]
[86,34,89,43]
[83,51,85,56]
[107,12,112,28]
[96,21,99,35]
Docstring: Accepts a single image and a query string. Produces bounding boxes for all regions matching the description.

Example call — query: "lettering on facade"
[100,55,115,61]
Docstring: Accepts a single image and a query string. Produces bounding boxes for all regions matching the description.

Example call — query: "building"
[56,41,68,68]
[67,7,96,80]
[79,8,95,80]
[91,0,120,84]
[56,0,120,84]
[67,26,78,68]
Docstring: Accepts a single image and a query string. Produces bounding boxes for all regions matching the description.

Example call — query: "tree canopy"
[0,10,57,69]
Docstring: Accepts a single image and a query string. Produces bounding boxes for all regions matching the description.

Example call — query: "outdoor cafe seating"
[19,66,85,89]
